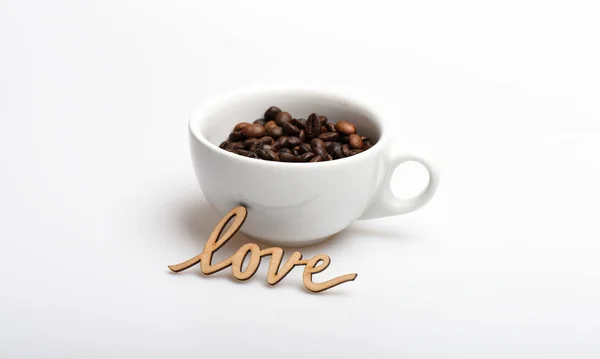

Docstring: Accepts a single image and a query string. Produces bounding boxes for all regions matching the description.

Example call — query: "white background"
[1,0,599,357]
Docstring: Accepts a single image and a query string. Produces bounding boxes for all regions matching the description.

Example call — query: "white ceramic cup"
[189,88,440,246]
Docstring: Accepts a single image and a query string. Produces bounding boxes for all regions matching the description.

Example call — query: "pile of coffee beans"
[219,106,373,162]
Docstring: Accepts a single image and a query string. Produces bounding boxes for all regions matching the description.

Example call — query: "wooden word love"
[168,206,357,293]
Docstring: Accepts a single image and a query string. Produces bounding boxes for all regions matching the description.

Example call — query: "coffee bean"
[342,144,350,156]
[275,111,292,126]
[227,141,244,151]
[266,149,279,161]
[327,142,344,159]
[277,136,289,148]
[221,106,372,162]
[243,138,259,149]
[264,121,278,130]
[334,121,356,135]
[258,136,274,145]
[349,134,363,149]
[281,121,301,136]
[311,138,325,149]
[229,131,244,142]
[264,106,281,122]
[305,113,321,141]
[256,148,279,161]
[234,122,251,131]
[287,136,303,147]
[279,152,297,162]
[234,149,255,157]
[241,124,266,138]
[292,118,306,129]
[270,142,281,152]
[298,143,312,154]
[299,152,316,162]
[319,132,340,142]
[266,126,283,138]
[313,146,327,158]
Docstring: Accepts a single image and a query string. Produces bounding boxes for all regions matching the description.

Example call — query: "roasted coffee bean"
[264,120,278,130]
[270,142,281,152]
[266,126,283,139]
[319,132,340,142]
[311,138,325,149]
[299,152,316,162]
[275,111,292,126]
[258,136,274,145]
[281,121,300,136]
[298,143,312,154]
[234,149,255,157]
[264,106,281,122]
[277,136,289,148]
[287,136,303,147]
[279,152,297,162]
[243,138,259,149]
[292,118,306,129]
[256,149,279,161]
[313,146,327,158]
[241,124,266,138]
[334,121,356,135]
[349,134,363,149]
[327,142,344,159]
[221,106,372,162]
[342,144,350,156]
[234,122,251,131]
[305,113,321,141]
[227,141,244,151]
[229,131,244,142]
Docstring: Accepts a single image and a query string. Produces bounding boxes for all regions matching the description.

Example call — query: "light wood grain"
[168,206,357,293]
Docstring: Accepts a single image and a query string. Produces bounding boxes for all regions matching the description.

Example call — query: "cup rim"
[188,86,388,168]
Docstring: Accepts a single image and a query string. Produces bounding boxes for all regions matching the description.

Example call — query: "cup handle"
[359,152,440,220]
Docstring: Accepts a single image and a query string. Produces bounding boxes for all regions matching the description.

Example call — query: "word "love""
[168,206,357,293]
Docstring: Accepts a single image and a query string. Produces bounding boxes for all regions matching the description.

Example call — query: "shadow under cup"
[189,89,386,246]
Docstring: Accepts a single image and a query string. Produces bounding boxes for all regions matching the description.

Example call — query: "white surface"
[1,0,599,357]
[188,87,440,244]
